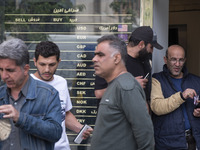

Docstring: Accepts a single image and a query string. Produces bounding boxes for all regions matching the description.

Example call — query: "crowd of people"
[0,25,200,150]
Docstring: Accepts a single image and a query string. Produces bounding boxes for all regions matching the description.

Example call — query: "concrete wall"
[152,0,169,74]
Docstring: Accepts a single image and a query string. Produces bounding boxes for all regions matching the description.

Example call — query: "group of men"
[0,39,92,150]
[94,26,163,111]
[91,26,200,150]
[0,25,200,150]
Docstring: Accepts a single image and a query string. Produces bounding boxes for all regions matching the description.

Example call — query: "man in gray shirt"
[90,35,154,150]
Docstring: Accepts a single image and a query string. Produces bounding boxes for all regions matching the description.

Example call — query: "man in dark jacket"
[151,45,200,150]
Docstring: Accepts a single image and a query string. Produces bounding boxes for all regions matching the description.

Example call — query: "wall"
[152,0,169,73]
[169,11,200,75]
[169,0,200,75]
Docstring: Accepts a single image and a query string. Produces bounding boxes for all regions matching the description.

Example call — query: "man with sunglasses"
[151,45,200,150]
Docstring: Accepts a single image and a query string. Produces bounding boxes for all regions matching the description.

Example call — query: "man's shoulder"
[186,73,200,83]
[0,84,7,96]
[152,71,164,79]
[53,74,66,81]
[53,75,68,88]
[116,73,138,90]
[187,73,200,78]
[152,71,163,76]
[30,76,57,92]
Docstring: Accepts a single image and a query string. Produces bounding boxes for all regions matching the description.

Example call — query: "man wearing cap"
[94,26,163,108]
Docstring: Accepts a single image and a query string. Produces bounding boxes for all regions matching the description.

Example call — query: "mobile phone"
[195,103,200,108]
[194,95,200,108]
[144,73,150,79]
[73,125,91,144]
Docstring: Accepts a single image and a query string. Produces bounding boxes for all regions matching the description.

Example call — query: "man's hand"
[82,127,93,140]
[135,76,148,88]
[181,88,197,99]
[193,108,200,117]
[0,104,19,122]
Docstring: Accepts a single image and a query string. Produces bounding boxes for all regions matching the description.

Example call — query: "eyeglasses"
[167,57,185,64]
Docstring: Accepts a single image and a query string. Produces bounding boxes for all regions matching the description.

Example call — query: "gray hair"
[97,35,127,64]
[0,38,29,67]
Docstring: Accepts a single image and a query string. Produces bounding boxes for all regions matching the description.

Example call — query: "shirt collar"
[6,76,30,98]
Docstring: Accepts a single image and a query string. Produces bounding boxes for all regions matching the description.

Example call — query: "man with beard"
[94,26,163,108]
[31,41,92,150]
[150,45,200,150]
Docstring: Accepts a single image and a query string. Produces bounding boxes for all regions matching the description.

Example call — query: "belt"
[185,129,192,137]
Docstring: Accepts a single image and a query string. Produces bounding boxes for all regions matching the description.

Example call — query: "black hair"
[35,41,60,61]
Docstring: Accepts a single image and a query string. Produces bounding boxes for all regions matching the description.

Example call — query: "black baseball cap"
[151,31,163,50]
[129,26,163,50]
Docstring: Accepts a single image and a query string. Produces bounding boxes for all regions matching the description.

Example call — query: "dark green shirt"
[91,73,154,150]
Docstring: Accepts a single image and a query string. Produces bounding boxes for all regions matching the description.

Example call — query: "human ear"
[33,58,37,66]
[138,41,145,49]
[58,58,61,63]
[164,56,167,64]
[24,64,30,76]
[114,53,121,64]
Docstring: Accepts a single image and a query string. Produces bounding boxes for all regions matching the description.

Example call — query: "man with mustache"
[151,45,200,150]
[31,41,92,150]
[95,26,163,109]
[90,34,154,150]
[0,38,62,150]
